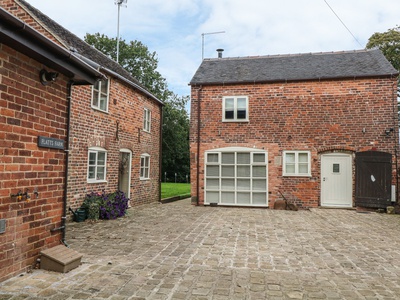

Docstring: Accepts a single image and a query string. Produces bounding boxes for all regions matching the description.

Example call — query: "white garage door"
[204,147,268,207]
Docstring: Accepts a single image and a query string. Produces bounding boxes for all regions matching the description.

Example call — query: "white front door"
[321,153,352,207]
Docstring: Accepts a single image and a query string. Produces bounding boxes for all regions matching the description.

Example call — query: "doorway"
[118,149,132,200]
[320,153,352,207]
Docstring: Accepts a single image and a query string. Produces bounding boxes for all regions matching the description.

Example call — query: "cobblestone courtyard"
[1,199,400,299]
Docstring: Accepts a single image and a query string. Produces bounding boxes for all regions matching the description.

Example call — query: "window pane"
[100,80,108,94]
[207,153,219,163]
[299,164,308,174]
[207,166,219,176]
[100,96,107,110]
[206,191,219,202]
[333,163,340,173]
[89,152,96,165]
[253,179,266,191]
[237,98,247,109]
[253,193,267,204]
[237,153,250,164]
[237,109,246,119]
[92,91,99,107]
[225,110,234,119]
[237,192,251,204]
[221,166,234,177]
[286,164,295,174]
[298,153,308,163]
[237,98,247,119]
[253,153,265,163]
[222,153,234,164]
[225,98,234,109]
[224,98,234,119]
[97,167,105,180]
[237,179,250,190]
[140,167,144,178]
[285,153,295,163]
[88,166,95,179]
[221,192,235,204]
[237,166,250,177]
[206,179,219,190]
[145,167,149,178]
[97,152,106,165]
[145,156,150,167]
[253,166,266,177]
[221,179,235,190]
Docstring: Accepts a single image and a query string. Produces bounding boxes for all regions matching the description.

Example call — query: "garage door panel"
[205,149,268,207]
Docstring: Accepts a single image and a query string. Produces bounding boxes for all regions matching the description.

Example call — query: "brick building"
[190,50,399,209]
[0,7,103,282]
[1,0,162,281]
[5,0,163,209]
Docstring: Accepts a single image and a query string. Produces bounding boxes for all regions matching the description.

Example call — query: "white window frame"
[222,96,249,122]
[204,147,268,207]
[91,78,109,112]
[87,147,107,183]
[143,108,151,132]
[140,153,150,180]
[283,151,311,177]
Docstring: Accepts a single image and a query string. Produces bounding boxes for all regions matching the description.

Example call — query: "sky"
[24,0,400,98]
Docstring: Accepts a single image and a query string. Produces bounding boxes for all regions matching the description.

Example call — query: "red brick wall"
[190,78,399,208]
[3,0,162,210]
[67,81,161,209]
[0,43,68,282]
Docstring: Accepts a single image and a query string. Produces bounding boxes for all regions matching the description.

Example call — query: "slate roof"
[17,0,161,104]
[190,49,398,85]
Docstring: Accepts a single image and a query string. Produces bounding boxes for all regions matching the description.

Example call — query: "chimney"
[217,49,224,58]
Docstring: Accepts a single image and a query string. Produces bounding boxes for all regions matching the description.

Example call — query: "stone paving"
[2,199,400,299]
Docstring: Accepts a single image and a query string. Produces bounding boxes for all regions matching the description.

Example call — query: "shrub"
[82,190,129,220]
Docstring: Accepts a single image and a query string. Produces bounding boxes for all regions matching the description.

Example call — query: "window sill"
[282,174,312,177]
[142,129,151,134]
[222,120,249,123]
[87,180,108,184]
[91,106,109,114]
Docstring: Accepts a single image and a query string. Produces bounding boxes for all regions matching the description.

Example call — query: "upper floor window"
[88,147,107,182]
[283,151,311,177]
[143,108,151,132]
[92,78,109,112]
[223,96,248,122]
[140,154,150,180]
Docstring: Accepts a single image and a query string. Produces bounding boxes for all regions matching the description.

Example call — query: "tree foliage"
[366,26,400,71]
[85,33,171,100]
[84,33,190,182]
[162,95,190,182]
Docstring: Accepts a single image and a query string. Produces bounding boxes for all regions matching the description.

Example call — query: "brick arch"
[317,146,356,154]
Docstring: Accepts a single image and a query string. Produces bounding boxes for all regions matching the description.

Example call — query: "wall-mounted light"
[385,128,394,136]
[39,69,58,86]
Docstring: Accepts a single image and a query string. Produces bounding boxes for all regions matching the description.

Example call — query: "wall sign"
[38,136,65,150]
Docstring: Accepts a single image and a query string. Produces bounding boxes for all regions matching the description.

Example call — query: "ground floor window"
[283,151,311,176]
[204,147,268,206]
[87,147,107,182]
[140,154,150,180]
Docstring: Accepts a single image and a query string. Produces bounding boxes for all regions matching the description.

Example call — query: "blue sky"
[25,0,400,98]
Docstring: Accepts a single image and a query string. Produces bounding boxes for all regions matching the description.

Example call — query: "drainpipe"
[393,80,399,203]
[159,104,163,202]
[196,86,202,206]
[51,80,74,246]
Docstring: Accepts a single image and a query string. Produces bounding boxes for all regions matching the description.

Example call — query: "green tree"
[366,26,400,71]
[84,33,190,181]
[85,33,171,100]
[162,95,190,182]
[366,26,400,120]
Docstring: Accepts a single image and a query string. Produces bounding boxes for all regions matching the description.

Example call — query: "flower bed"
[81,190,129,220]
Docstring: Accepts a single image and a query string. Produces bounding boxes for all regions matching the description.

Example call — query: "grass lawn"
[161,183,191,199]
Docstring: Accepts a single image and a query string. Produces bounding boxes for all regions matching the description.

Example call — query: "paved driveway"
[1,199,400,299]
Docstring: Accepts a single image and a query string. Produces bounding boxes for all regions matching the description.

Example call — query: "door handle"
[323,177,327,181]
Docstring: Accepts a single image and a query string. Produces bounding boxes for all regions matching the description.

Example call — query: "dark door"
[355,151,392,208]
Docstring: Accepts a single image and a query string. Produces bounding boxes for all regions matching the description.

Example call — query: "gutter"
[0,7,103,84]
[195,86,202,206]
[159,105,163,202]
